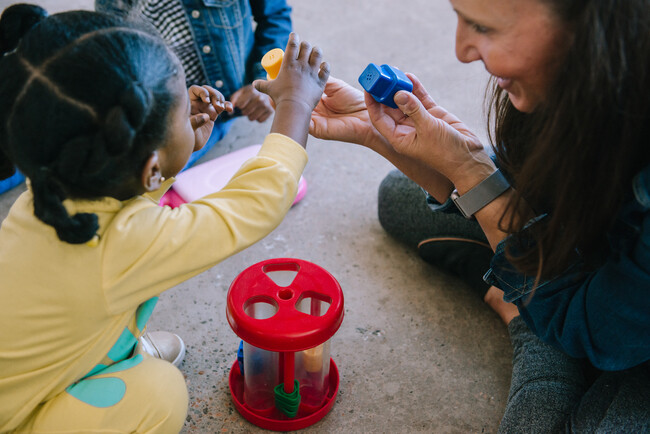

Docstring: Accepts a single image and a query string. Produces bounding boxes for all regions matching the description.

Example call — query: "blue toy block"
[237,340,245,376]
[358,63,413,109]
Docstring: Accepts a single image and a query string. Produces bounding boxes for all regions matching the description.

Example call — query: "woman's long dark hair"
[488,0,650,279]
[0,6,179,243]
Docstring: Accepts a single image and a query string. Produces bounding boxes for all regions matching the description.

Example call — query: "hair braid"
[0,8,179,243]
[0,4,47,180]
[31,167,99,243]
[0,4,47,55]
[102,83,152,156]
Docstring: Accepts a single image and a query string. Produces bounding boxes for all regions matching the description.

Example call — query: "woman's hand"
[189,85,234,151]
[368,73,494,185]
[310,76,455,199]
[310,76,374,145]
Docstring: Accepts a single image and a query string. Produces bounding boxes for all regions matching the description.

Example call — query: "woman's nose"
[455,21,481,64]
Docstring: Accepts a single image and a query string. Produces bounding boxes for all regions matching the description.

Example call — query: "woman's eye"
[471,23,489,34]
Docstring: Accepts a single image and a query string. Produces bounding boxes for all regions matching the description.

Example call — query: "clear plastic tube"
[243,342,279,410]
[296,339,331,408]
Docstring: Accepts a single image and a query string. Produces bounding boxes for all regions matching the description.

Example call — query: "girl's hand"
[189,85,234,151]
[310,76,375,145]
[253,33,330,146]
[254,33,329,112]
[368,73,494,185]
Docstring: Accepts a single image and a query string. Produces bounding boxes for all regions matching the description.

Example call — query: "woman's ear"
[141,151,163,192]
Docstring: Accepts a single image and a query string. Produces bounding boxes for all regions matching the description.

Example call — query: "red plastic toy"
[226,258,344,431]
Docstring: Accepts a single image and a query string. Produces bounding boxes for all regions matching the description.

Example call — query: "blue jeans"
[95,0,292,97]
[179,0,292,95]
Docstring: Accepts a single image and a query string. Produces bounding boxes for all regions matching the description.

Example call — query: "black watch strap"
[450,169,510,219]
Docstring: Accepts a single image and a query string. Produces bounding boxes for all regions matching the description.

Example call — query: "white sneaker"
[134,331,186,367]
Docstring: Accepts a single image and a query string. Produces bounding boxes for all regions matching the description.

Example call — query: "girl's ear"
[141,151,163,192]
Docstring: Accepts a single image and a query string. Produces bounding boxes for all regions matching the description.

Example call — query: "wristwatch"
[450,169,510,219]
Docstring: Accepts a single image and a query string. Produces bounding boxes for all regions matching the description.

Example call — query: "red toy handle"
[226,258,344,352]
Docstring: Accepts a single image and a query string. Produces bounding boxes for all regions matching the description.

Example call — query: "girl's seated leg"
[16,355,188,433]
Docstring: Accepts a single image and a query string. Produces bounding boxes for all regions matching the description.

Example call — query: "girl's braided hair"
[0,5,180,244]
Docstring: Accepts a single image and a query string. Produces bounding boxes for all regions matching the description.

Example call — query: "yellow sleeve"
[101,133,307,313]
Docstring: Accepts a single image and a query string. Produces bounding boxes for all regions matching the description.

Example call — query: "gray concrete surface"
[0,0,513,432]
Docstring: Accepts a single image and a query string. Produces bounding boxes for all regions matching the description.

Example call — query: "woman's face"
[450,0,571,113]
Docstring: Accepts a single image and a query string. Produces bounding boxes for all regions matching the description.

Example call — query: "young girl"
[0,5,328,432]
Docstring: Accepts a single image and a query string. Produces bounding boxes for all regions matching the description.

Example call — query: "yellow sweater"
[0,134,307,431]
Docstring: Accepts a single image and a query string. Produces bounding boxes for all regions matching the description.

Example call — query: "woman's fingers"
[393,91,429,127]
[405,73,437,111]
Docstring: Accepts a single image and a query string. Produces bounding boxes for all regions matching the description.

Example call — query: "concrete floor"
[0,0,513,432]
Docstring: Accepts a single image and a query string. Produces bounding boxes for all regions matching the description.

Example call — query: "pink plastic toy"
[226,258,344,431]
[157,187,185,208]
[159,145,307,208]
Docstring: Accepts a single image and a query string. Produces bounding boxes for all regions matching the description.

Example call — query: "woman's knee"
[570,361,650,432]
[377,169,486,247]
[377,170,429,245]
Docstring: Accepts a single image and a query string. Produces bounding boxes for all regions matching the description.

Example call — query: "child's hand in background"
[189,85,234,151]
[253,33,329,147]
[229,84,274,123]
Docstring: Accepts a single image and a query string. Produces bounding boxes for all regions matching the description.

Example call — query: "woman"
[310,0,650,431]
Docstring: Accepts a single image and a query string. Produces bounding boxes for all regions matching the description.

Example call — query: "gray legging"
[378,170,650,433]
[502,317,650,433]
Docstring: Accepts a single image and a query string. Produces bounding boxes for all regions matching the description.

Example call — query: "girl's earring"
[160,176,166,183]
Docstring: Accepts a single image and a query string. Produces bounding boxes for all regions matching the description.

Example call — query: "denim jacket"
[95,0,292,99]
[484,164,650,371]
